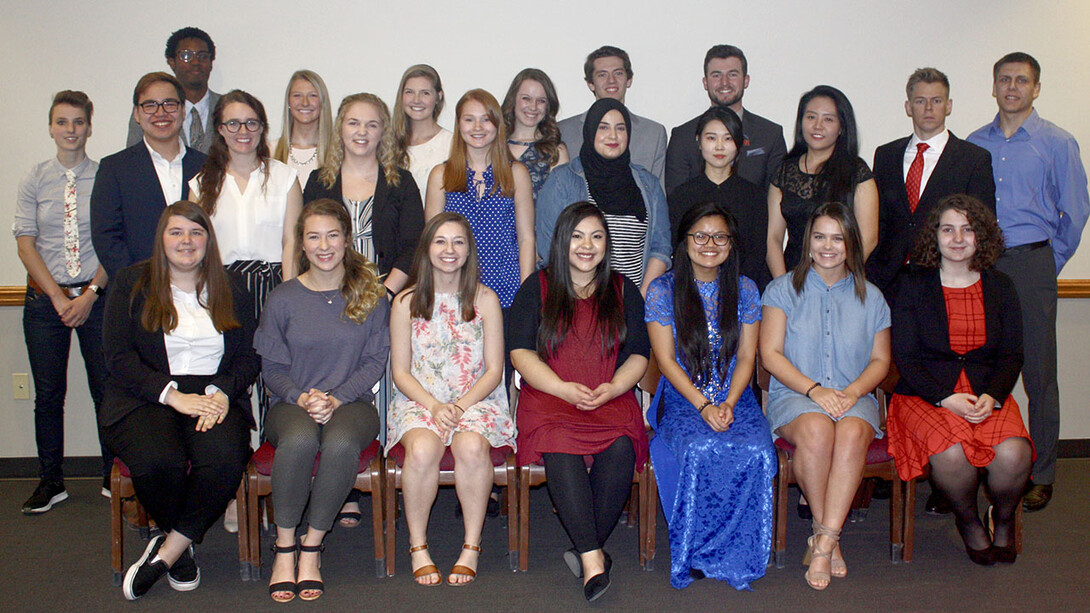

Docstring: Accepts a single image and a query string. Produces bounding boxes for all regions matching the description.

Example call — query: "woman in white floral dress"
[387,211,514,587]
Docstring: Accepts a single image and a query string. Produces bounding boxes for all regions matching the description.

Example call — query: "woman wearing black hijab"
[536,98,670,296]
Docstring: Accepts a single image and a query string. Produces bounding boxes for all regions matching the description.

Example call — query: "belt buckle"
[66,286,83,298]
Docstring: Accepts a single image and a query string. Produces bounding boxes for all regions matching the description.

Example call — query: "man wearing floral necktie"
[13,91,111,513]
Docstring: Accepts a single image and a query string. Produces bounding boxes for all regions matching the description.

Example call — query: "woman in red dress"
[509,201,649,602]
[888,194,1033,565]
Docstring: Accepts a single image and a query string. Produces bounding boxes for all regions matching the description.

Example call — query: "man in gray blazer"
[558,45,668,188]
[126,27,220,154]
[665,45,786,195]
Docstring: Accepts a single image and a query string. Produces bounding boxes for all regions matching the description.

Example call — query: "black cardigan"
[100,264,260,428]
[891,268,1022,406]
[303,167,424,277]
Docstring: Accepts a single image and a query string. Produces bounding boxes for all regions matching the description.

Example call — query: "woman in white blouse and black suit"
[101,201,259,601]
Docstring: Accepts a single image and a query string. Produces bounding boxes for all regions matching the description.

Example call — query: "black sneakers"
[168,545,201,591]
[123,535,169,600]
[21,480,68,514]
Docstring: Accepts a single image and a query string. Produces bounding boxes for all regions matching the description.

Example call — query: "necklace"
[318,288,339,304]
[290,145,318,166]
[507,138,536,147]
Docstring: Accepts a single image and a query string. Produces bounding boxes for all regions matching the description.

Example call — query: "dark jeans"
[22,285,110,481]
[101,375,251,544]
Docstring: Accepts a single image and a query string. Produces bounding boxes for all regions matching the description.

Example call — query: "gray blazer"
[126,90,221,154]
[558,110,668,190]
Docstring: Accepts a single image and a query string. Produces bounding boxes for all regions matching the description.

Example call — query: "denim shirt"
[535,157,671,274]
[762,270,890,403]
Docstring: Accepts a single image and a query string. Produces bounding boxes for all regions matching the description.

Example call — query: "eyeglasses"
[687,232,732,246]
[138,99,182,114]
[221,119,264,133]
[176,50,212,63]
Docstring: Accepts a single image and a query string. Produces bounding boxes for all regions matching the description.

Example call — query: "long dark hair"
[197,90,271,216]
[133,201,239,333]
[695,105,745,174]
[501,68,564,166]
[786,85,860,206]
[672,202,740,387]
[538,202,626,359]
[404,212,480,322]
[791,202,868,302]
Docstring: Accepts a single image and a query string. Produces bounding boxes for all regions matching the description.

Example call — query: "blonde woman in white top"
[272,70,333,190]
[392,64,453,204]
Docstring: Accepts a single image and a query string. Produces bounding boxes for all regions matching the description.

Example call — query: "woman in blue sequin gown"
[645,202,776,590]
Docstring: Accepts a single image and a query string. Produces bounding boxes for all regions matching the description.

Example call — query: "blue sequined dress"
[645,272,776,590]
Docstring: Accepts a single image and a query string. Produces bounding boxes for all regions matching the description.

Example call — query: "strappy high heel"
[804,521,841,590]
[296,542,325,601]
[268,542,297,603]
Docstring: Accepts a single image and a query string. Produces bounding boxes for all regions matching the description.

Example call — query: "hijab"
[579,98,645,220]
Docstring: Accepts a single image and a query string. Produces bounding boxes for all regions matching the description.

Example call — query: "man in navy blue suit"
[91,72,206,276]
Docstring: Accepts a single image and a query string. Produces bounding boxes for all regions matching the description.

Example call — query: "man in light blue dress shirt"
[968,52,1090,512]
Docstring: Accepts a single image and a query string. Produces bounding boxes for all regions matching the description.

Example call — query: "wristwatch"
[88,284,103,296]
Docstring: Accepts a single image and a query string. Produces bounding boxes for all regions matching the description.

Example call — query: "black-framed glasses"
[687,232,732,246]
[138,99,182,114]
[176,50,212,63]
[221,119,264,133]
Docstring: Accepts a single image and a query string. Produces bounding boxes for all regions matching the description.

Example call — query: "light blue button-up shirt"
[762,270,890,404]
[968,109,1090,273]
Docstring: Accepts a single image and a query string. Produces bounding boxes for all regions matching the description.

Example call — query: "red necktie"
[905,142,929,212]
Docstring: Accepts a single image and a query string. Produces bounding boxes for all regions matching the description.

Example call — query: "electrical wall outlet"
[12,373,30,400]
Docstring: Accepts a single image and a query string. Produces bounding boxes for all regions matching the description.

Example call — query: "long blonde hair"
[317,93,401,190]
[273,70,333,170]
[295,199,384,324]
[391,64,444,169]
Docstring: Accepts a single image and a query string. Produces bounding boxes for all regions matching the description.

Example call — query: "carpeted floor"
[1,459,1087,612]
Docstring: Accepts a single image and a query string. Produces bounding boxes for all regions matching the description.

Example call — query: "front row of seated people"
[105,194,1031,602]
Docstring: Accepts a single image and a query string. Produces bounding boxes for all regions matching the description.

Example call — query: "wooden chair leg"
[903,477,917,562]
[640,464,657,571]
[625,483,639,527]
[384,459,398,577]
[110,465,124,586]
[246,470,262,579]
[235,480,249,580]
[506,460,519,571]
[1015,502,1023,554]
[518,466,531,572]
[890,475,904,563]
[370,460,386,578]
[849,478,875,523]
[774,451,788,568]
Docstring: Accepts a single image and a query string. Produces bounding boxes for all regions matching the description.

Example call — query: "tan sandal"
[409,543,442,587]
[447,543,481,587]
[804,521,841,590]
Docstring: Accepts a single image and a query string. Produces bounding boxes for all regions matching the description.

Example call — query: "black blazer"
[891,269,1022,407]
[90,143,206,276]
[303,167,424,277]
[868,133,995,295]
[100,264,260,428]
[664,108,786,195]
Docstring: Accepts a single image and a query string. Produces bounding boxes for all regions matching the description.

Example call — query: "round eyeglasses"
[138,99,182,114]
[221,119,264,133]
[687,232,732,246]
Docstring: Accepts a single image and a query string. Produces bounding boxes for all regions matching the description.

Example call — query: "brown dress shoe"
[1022,483,1053,512]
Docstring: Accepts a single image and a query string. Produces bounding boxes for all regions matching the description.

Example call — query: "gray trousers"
[997,245,1059,484]
[266,400,380,532]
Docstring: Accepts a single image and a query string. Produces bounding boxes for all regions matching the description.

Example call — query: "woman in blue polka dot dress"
[424,89,535,308]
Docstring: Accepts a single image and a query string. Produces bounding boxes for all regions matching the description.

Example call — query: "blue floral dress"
[518,144,551,197]
[645,272,776,590]
[444,164,521,308]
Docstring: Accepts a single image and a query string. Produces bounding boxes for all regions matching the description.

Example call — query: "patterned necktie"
[905,142,929,213]
[63,169,81,277]
[189,107,204,148]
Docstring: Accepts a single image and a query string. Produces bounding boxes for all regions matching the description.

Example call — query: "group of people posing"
[14,25,1089,604]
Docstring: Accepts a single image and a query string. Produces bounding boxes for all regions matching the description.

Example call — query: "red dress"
[888,281,1034,480]
[515,295,648,468]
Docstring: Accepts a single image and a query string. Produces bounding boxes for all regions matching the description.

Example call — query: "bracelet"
[697,400,713,412]
[805,383,820,399]
[452,404,465,413]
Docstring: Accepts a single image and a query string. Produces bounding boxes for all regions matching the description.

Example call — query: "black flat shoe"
[797,500,813,521]
[991,543,1017,564]
[925,491,952,515]
[965,545,996,566]
[583,553,612,602]
[563,548,582,578]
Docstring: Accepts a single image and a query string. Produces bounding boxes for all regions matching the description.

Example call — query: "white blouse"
[157,285,226,403]
[407,128,453,205]
[189,159,298,264]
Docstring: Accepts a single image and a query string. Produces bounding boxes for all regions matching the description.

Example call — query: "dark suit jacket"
[100,264,259,428]
[892,269,1022,407]
[126,91,222,154]
[867,133,995,294]
[302,167,424,277]
[90,143,206,276]
[665,108,786,195]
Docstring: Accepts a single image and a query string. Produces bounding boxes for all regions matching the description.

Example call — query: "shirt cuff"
[204,384,223,397]
[159,381,179,404]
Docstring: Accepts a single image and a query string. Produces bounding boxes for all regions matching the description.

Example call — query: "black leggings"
[542,436,635,554]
